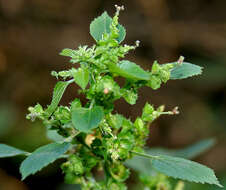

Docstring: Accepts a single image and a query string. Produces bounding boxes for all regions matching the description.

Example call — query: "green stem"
[160,111,174,115]
[64,131,81,143]
[67,78,75,84]
[104,161,111,187]
[89,99,95,109]
[59,154,69,159]
[25,152,31,156]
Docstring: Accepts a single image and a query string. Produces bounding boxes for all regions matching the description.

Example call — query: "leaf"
[45,81,71,117]
[90,11,126,43]
[147,138,216,159]
[60,48,76,57]
[125,155,155,176]
[109,60,150,80]
[151,155,222,187]
[73,68,89,90]
[46,130,64,142]
[170,62,203,79]
[0,144,28,158]
[20,142,70,180]
[72,106,104,133]
[117,25,126,44]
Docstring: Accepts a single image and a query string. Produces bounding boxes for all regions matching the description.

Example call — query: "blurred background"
[0,0,226,189]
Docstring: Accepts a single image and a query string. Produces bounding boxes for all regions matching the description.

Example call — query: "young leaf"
[90,11,126,43]
[147,138,216,159]
[60,48,76,57]
[71,106,104,133]
[117,24,126,44]
[170,62,203,79]
[73,68,89,90]
[0,144,28,158]
[45,81,71,117]
[151,155,222,187]
[109,60,150,81]
[20,142,70,180]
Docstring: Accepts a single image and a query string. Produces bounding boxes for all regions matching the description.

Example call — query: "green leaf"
[60,48,76,57]
[71,106,104,133]
[70,98,82,111]
[20,142,70,180]
[46,130,64,142]
[147,138,216,159]
[151,155,222,187]
[170,62,203,79]
[109,60,150,80]
[107,114,124,129]
[73,68,89,90]
[90,11,126,43]
[0,144,28,158]
[45,81,71,117]
[125,155,155,176]
[122,89,138,105]
[117,25,126,44]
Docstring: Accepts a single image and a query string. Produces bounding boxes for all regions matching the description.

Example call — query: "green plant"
[0,5,223,190]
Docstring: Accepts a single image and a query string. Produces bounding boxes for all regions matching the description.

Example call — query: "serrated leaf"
[0,144,28,158]
[73,68,89,90]
[147,138,216,159]
[125,155,155,176]
[45,81,71,117]
[109,60,150,80]
[20,142,70,180]
[151,155,222,187]
[90,11,126,43]
[170,62,203,79]
[72,106,104,133]
[60,48,76,57]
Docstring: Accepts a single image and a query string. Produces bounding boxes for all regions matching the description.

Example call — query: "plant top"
[0,5,222,190]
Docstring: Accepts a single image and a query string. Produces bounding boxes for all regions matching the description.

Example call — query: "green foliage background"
[0,1,226,190]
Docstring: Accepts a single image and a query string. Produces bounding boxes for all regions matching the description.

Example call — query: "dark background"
[0,0,226,190]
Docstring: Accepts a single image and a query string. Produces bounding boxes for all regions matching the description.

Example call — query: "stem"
[25,152,31,156]
[89,99,95,109]
[67,78,75,84]
[91,73,96,83]
[103,161,110,187]
[130,151,159,159]
[64,131,81,143]
[59,154,69,159]
[160,111,174,115]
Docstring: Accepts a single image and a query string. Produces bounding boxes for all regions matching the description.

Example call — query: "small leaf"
[151,155,222,187]
[122,89,138,105]
[45,81,71,117]
[90,12,126,43]
[147,138,216,159]
[0,144,28,158]
[72,106,104,133]
[170,62,203,79]
[20,142,70,180]
[117,24,126,44]
[109,60,150,80]
[60,48,76,57]
[70,98,82,111]
[73,68,89,90]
